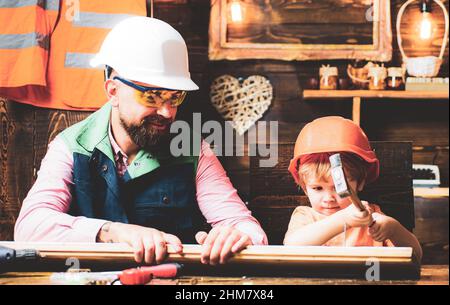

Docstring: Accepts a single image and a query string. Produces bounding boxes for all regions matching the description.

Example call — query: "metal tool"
[329,153,375,226]
[0,245,40,272]
[50,263,183,285]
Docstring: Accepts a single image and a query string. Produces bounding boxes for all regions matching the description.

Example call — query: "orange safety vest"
[0,0,147,110]
[0,0,59,87]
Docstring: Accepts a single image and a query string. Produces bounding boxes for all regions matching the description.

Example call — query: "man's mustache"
[141,115,173,127]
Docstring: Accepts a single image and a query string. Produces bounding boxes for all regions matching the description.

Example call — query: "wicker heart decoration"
[210,75,273,135]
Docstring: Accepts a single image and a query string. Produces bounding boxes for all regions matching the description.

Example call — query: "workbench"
[0,265,447,285]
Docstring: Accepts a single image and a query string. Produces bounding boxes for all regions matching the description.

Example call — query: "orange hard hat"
[288,116,379,185]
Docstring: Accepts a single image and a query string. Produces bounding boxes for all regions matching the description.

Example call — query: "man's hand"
[368,213,397,242]
[337,201,373,228]
[195,226,253,265]
[97,222,182,264]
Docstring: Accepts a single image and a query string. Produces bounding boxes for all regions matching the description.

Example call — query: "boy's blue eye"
[312,186,322,191]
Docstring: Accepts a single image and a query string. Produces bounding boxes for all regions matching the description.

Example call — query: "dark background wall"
[0,0,448,242]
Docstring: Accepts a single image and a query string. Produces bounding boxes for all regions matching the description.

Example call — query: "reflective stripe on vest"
[73,12,138,29]
[64,11,139,69]
[52,0,146,110]
[0,1,56,88]
[0,0,38,8]
[0,32,49,50]
[1,0,146,110]
[65,52,102,69]
[43,0,59,11]
[0,0,59,10]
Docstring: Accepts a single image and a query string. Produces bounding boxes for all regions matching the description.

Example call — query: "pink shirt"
[14,127,268,245]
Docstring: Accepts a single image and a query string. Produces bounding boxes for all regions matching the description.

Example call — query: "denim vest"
[60,103,204,243]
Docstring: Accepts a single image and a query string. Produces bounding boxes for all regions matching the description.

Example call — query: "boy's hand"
[338,201,373,228]
[368,213,397,242]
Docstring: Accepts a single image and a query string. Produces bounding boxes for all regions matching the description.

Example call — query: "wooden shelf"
[303,90,449,100]
[302,90,449,125]
[414,187,449,198]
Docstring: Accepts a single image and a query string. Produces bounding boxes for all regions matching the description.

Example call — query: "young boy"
[284,116,422,261]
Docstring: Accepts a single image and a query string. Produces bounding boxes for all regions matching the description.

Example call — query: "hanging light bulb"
[420,12,433,39]
[419,0,433,40]
[230,0,243,23]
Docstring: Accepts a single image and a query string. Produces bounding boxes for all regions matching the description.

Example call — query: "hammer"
[329,153,375,226]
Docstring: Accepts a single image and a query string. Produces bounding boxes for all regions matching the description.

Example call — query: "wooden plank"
[228,25,374,45]
[414,187,449,198]
[0,242,414,264]
[366,122,449,147]
[413,196,449,265]
[413,147,449,186]
[0,241,418,279]
[0,100,34,241]
[303,90,450,99]
[33,108,91,176]
[0,220,14,244]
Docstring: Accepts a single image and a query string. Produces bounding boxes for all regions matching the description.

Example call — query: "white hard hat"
[90,17,199,91]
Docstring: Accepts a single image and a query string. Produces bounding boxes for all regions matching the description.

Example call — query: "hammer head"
[329,154,372,216]
[329,153,352,199]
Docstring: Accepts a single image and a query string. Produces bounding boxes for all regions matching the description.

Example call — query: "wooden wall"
[1,0,448,252]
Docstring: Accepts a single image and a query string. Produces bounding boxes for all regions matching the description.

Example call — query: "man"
[14,17,267,265]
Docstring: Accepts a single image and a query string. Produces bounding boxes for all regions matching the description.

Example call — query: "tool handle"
[0,246,15,265]
[119,263,182,285]
[349,191,375,227]
[0,246,40,267]
[349,192,366,212]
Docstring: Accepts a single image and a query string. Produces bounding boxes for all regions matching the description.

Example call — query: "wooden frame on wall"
[209,0,393,61]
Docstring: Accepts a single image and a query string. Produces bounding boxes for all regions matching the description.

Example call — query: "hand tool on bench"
[50,263,183,285]
[0,245,40,272]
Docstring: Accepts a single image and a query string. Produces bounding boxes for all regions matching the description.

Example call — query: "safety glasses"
[113,76,187,108]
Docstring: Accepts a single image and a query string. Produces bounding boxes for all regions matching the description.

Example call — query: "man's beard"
[120,113,173,154]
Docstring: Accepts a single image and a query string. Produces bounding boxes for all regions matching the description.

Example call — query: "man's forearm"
[14,136,109,243]
[196,140,268,245]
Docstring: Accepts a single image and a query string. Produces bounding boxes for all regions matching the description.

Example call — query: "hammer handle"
[349,191,375,226]
[349,191,366,212]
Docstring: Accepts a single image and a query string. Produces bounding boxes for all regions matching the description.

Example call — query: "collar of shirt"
[108,123,129,168]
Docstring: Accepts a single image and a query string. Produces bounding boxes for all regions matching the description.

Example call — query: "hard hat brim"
[288,149,380,186]
[90,57,199,91]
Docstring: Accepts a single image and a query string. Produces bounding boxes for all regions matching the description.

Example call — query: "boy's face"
[304,175,360,216]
